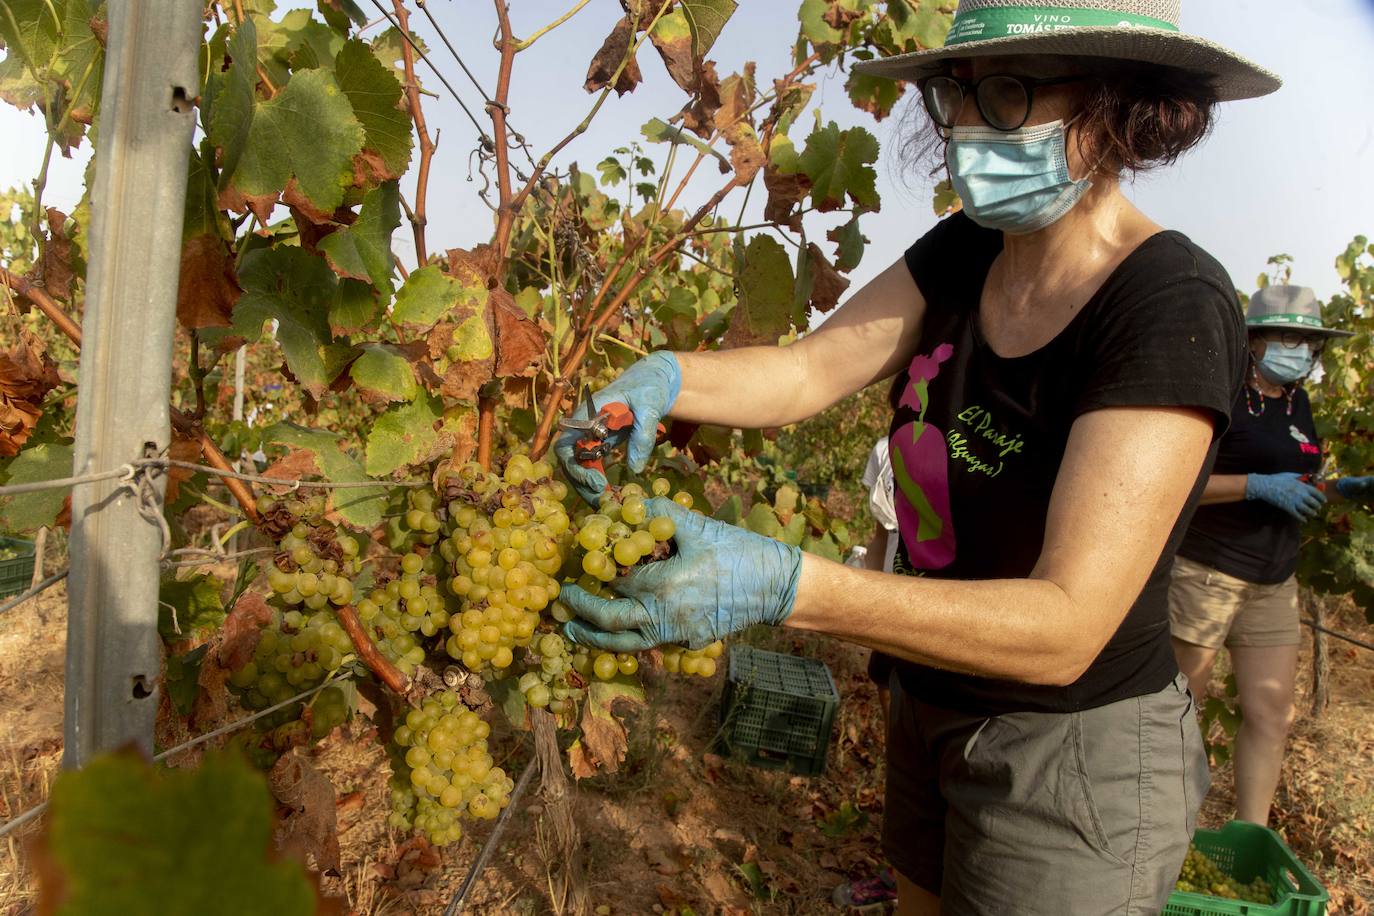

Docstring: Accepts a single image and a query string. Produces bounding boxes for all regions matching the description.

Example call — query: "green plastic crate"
[715,646,839,776]
[0,536,36,599]
[1165,821,1327,916]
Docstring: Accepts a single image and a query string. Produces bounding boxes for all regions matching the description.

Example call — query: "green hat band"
[1248,313,1325,329]
[945,6,1180,45]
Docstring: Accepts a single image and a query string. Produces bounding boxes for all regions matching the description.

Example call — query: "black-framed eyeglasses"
[1264,330,1327,351]
[919,73,1088,132]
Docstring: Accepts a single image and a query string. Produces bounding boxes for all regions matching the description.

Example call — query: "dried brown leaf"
[268,752,342,874]
[0,331,62,457]
[217,185,278,224]
[29,208,75,300]
[806,242,849,314]
[491,288,546,378]
[176,234,241,329]
[585,15,643,96]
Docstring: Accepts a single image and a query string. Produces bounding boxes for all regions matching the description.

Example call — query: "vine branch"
[337,604,412,697]
[393,0,436,264]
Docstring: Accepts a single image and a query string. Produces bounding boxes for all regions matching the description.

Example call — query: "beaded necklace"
[1244,361,1295,417]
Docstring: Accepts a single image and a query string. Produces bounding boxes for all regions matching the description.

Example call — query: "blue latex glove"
[554,351,682,506]
[1245,472,1326,522]
[560,497,802,651]
[1336,475,1374,500]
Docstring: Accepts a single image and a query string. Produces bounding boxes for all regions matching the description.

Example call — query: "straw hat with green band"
[1246,285,1354,339]
[853,0,1281,102]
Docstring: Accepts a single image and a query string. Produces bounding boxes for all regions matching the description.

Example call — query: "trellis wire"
[0,569,69,616]
[0,673,347,841]
[0,457,428,497]
[1303,617,1374,653]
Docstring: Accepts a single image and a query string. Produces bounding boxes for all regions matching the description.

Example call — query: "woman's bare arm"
[785,405,1216,686]
[670,258,925,429]
[1197,473,1247,505]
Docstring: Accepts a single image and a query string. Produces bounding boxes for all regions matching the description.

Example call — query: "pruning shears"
[557,385,663,479]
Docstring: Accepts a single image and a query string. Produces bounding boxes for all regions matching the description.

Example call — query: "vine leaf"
[0,0,105,153]
[32,751,329,916]
[233,247,356,398]
[0,440,73,531]
[648,10,695,93]
[318,181,400,295]
[268,752,342,875]
[329,279,383,336]
[932,177,962,216]
[179,150,241,329]
[450,315,494,362]
[392,265,481,332]
[0,331,62,457]
[209,17,259,188]
[827,217,867,272]
[227,68,365,215]
[263,423,387,529]
[585,15,643,96]
[797,121,880,212]
[681,0,738,59]
[30,207,78,301]
[886,0,953,50]
[641,117,730,173]
[845,68,905,121]
[570,678,646,778]
[806,242,849,314]
[158,573,226,641]
[365,391,443,477]
[724,234,794,348]
[349,342,418,404]
[335,38,412,180]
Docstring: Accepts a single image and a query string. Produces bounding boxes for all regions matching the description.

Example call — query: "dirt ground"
[1,582,1371,915]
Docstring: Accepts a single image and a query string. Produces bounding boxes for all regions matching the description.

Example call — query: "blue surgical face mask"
[1257,343,1315,385]
[946,120,1093,235]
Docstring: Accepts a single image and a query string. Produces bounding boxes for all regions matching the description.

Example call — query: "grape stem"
[336,604,412,698]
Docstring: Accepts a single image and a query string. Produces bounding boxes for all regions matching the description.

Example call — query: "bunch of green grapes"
[309,684,351,739]
[662,640,724,678]
[354,548,448,678]
[570,480,683,583]
[568,646,640,682]
[585,364,622,393]
[1175,846,1273,903]
[386,689,514,845]
[438,455,571,673]
[228,608,356,711]
[517,631,586,715]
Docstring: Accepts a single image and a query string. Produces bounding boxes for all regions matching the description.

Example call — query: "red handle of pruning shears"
[1300,473,1328,492]
[573,401,636,477]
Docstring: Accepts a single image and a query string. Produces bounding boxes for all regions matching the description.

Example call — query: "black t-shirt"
[888,213,1246,715]
[1178,387,1321,584]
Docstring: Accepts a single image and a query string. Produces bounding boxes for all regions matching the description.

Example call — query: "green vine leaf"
[264,423,386,529]
[35,751,321,915]
[349,342,418,403]
[233,247,356,398]
[209,17,259,188]
[797,121,880,213]
[449,314,494,362]
[724,234,794,347]
[365,391,443,477]
[0,0,105,152]
[392,265,481,332]
[158,573,226,641]
[335,37,412,180]
[681,0,738,59]
[228,68,365,214]
[0,440,74,532]
[317,180,400,294]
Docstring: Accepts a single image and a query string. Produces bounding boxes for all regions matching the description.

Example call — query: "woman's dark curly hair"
[901,58,1219,178]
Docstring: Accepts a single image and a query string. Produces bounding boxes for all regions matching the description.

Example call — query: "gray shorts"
[882,672,1209,915]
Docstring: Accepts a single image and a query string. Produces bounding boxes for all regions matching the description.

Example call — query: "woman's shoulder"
[1110,230,1238,301]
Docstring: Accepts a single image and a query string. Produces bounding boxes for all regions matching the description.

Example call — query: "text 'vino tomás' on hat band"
[944,6,1180,45]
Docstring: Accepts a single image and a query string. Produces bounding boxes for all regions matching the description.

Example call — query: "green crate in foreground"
[1165,821,1327,916]
[715,645,839,776]
[0,536,37,600]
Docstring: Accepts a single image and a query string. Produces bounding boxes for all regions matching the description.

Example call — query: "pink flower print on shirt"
[890,343,957,570]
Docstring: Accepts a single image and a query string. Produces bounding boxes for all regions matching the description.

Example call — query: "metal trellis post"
[63,1,202,767]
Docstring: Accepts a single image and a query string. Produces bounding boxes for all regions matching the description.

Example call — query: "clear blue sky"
[3,0,1372,305]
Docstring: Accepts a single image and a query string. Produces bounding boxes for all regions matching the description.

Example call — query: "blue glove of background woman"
[560,498,802,651]
[1246,472,1326,521]
[554,351,681,506]
[1335,475,1374,501]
